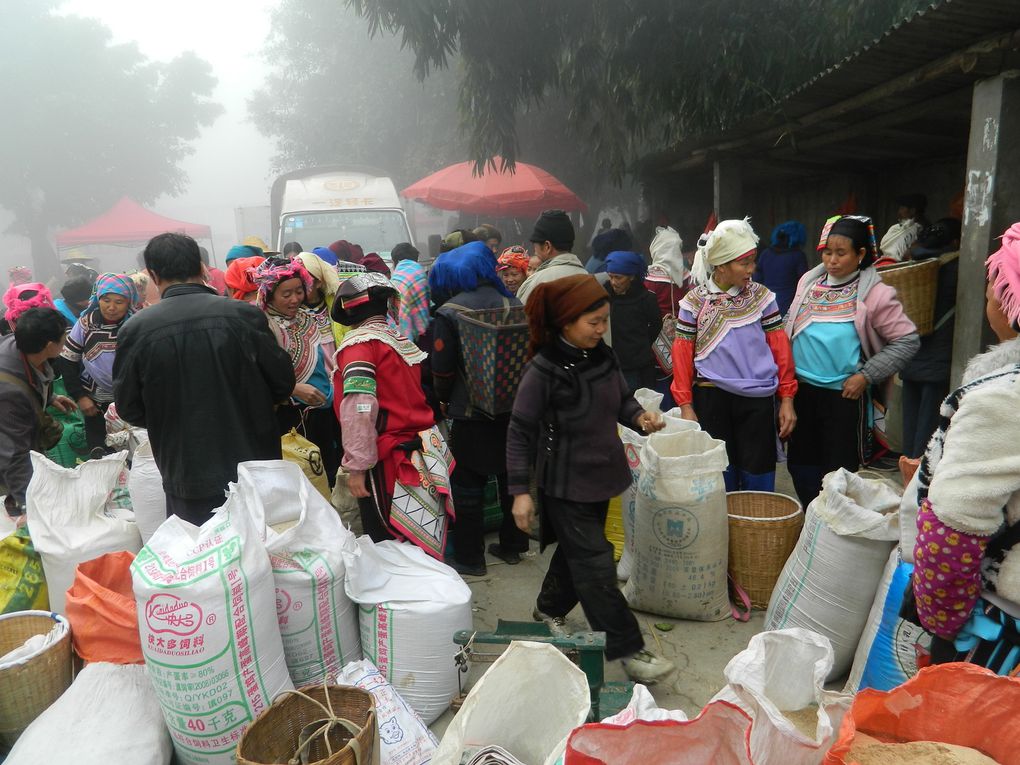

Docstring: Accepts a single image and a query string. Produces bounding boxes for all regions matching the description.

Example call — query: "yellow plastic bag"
[604,495,625,562]
[281,427,331,500]
[0,526,49,613]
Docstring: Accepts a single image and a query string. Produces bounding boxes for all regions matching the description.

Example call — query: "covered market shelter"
[638,0,1020,384]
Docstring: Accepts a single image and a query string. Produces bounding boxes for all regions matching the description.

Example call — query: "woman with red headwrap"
[2,282,56,336]
[506,273,674,684]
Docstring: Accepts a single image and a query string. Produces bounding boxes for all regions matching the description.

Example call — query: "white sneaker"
[621,649,675,684]
[532,608,570,638]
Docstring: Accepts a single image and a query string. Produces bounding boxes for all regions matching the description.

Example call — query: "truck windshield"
[281,211,410,257]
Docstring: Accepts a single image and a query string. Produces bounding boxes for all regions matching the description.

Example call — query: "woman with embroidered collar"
[671,218,797,492]
[909,221,1020,669]
[252,255,340,487]
[331,272,453,559]
[785,215,919,506]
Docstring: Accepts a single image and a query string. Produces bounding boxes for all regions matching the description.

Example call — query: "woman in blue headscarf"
[754,220,808,316]
[430,240,530,576]
[53,273,140,456]
[605,251,660,392]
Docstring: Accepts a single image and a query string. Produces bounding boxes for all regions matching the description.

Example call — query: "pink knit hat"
[986,222,1020,326]
[3,282,55,324]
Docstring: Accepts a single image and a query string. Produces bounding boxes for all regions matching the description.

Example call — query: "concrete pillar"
[953,70,1020,385]
[713,159,744,220]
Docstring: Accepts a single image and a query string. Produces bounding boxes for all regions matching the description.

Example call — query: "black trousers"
[83,399,112,454]
[537,496,644,660]
[691,385,777,475]
[166,493,224,526]
[787,381,864,507]
[901,378,949,459]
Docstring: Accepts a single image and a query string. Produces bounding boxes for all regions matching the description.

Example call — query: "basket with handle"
[727,492,803,610]
[457,305,530,417]
[236,683,377,765]
[876,256,944,336]
[0,610,73,749]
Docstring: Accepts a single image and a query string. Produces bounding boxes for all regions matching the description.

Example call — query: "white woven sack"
[622,428,729,620]
[131,491,293,765]
[27,451,142,614]
[764,469,899,680]
[127,439,167,544]
[343,538,473,725]
[236,460,362,685]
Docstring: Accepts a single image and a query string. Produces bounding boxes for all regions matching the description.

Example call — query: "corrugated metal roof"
[643,0,1020,178]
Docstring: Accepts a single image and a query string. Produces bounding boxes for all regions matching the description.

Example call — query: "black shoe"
[487,543,522,565]
[447,559,487,577]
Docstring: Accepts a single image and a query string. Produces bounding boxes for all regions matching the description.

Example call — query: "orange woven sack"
[65,550,143,664]
[824,663,1020,765]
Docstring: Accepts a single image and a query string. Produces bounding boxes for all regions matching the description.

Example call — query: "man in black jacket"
[114,233,296,524]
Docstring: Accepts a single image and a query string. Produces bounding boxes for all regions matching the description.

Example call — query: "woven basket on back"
[727,492,803,610]
[876,257,942,336]
[0,610,73,749]
[457,305,530,417]
[237,684,377,765]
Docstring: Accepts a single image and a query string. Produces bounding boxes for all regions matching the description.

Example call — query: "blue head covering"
[226,244,262,264]
[770,221,806,249]
[87,273,140,321]
[429,240,513,302]
[604,251,647,280]
[312,246,339,266]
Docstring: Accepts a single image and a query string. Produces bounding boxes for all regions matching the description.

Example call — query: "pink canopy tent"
[56,197,212,248]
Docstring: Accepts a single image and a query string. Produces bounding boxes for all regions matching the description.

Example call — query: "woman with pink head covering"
[3,282,56,333]
[908,221,1020,672]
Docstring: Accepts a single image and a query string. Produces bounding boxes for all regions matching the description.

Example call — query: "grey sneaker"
[621,649,675,684]
[532,608,570,638]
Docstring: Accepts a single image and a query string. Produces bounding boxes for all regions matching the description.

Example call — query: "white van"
[270,165,414,264]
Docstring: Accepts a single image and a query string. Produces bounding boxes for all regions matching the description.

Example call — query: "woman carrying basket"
[506,273,674,684]
[431,240,531,576]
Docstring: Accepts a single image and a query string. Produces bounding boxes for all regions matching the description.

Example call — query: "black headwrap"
[329,271,397,326]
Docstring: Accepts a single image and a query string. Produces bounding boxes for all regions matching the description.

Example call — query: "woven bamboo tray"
[727,492,803,610]
[0,610,73,749]
[237,684,377,765]
[877,257,941,335]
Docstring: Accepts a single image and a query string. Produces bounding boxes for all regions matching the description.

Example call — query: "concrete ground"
[430,468,802,738]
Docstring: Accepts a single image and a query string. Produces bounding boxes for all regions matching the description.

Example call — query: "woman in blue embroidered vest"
[671,219,798,492]
[785,215,919,506]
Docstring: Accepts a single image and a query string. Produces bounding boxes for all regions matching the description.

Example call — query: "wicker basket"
[457,305,530,417]
[237,684,377,765]
[727,492,803,610]
[0,610,73,749]
[876,257,942,336]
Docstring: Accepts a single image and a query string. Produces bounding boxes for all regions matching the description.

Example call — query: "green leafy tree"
[348,0,933,177]
[249,0,466,185]
[0,0,221,279]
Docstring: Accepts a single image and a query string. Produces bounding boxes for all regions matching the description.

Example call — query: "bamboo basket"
[876,257,942,336]
[237,684,377,765]
[0,610,73,749]
[727,492,803,610]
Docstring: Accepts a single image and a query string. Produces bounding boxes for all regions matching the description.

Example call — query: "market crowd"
[2,197,1018,685]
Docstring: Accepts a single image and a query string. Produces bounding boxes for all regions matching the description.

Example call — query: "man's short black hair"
[144,233,202,283]
[391,242,419,264]
[198,246,210,265]
[14,308,67,354]
[282,241,304,256]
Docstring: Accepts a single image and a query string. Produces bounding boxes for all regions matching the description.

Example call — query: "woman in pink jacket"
[784,215,919,505]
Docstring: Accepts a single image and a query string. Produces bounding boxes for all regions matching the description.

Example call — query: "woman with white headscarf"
[672,218,797,492]
[644,226,690,407]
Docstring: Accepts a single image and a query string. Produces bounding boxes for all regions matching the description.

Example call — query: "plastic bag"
[236,460,362,685]
[27,451,142,614]
[128,439,167,544]
[765,470,899,679]
[282,427,331,500]
[65,550,142,664]
[564,701,755,765]
[824,663,1020,765]
[131,491,293,765]
[623,428,730,620]
[4,662,172,765]
[332,466,363,535]
[0,526,48,613]
[711,628,851,765]
[434,641,591,765]
[337,658,438,765]
[343,538,473,725]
